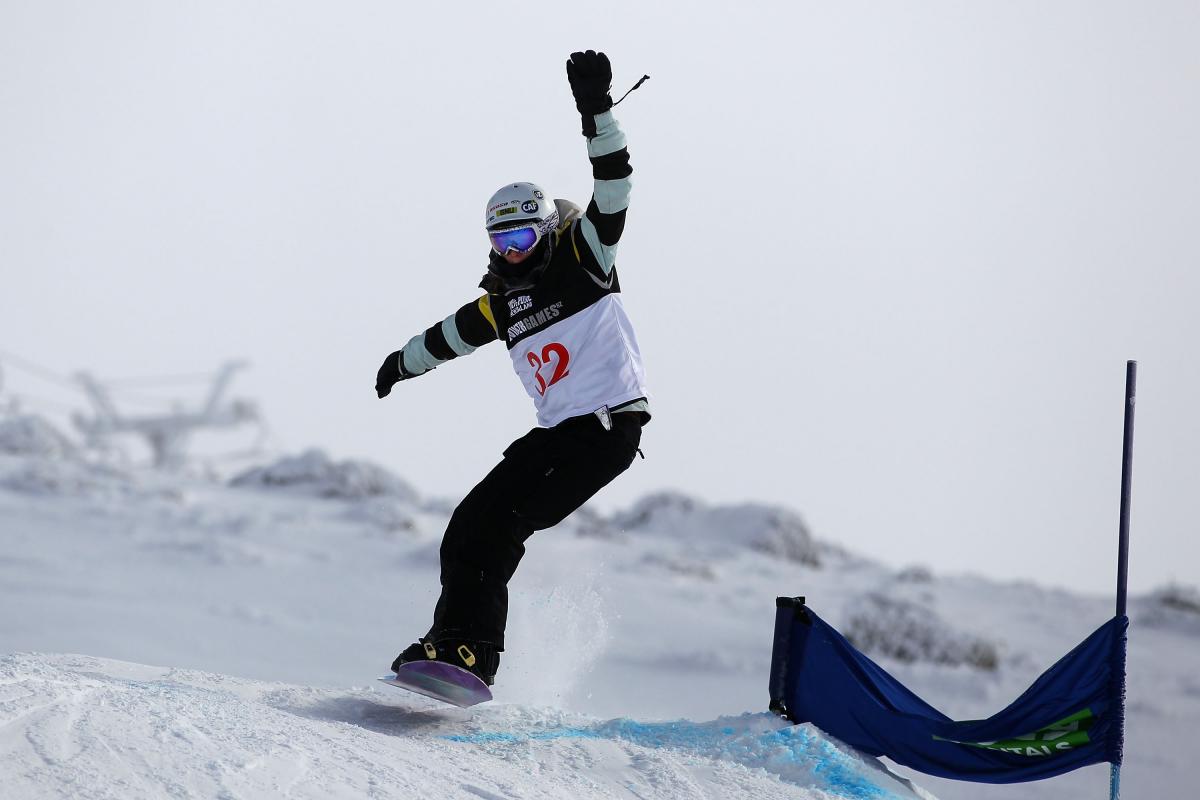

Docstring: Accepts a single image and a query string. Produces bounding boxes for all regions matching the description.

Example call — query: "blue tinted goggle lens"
[489,226,539,255]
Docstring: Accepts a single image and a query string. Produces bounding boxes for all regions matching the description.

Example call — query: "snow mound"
[1136,583,1200,635]
[0,414,77,458]
[639,551,720,580]
[344,497,419,534]
[612,491,821,566]
[895,565,935,584]
[0,415,135,497]
[0,458,128,496]
[0,653,934,800]
[843,593,1001,671]
[230,448,418,501]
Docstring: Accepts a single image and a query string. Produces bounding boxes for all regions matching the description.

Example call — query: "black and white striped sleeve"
[397,296,498,377]
[575,110,631,277]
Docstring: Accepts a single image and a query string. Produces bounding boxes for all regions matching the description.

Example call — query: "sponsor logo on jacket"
[508,295,533,315]
[507,302,564,341]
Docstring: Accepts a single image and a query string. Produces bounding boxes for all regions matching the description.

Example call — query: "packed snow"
[0,654,933,800]
[1,414,1196,799]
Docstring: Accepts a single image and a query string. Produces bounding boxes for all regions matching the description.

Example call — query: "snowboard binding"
[391,637,500,686]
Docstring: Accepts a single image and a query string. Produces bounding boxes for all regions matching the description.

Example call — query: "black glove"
[566,50,613,136]
[375,350,411,398]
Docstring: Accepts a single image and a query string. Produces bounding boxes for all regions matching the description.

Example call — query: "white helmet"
[484,182,560,235]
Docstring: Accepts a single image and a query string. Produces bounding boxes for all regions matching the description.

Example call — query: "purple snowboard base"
[378,661,493,708]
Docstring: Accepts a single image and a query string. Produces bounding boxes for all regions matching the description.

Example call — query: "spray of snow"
[503,580,612,709]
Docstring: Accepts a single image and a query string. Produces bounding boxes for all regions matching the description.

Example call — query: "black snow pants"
[428,411,643,649]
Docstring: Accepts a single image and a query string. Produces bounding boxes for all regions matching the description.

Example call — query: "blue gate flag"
[768,598,1127,784]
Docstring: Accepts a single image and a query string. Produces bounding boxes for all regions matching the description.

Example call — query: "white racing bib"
[505,294,647,427]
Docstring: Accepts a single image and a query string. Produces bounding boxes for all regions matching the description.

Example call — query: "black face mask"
[485,234,554,292]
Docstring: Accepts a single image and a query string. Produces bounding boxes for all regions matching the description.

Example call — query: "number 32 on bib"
[526,342,570,396]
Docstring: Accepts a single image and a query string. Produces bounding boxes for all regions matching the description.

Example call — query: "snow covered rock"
[896,564,935,584]
[639,551,719,581]
[0,414,77,458]
[613,490,702,528]
[0,415,136,497]
[1136,583,1200,635]
[344,498,419,534]
[230,448,418,502]
[612,491,821,566]
[0,459,121,496]
[843,593,1001,671]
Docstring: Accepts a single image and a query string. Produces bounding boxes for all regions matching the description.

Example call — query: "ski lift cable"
[99,390,182,411]
[103,372,222,388]
[0,349,226,390]
[0,350,180,415]
[0,349,79,389]
[8,391,80,415]
[102,382,197,405]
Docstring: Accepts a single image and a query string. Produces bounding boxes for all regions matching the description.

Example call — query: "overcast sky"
[3,1,1197,596]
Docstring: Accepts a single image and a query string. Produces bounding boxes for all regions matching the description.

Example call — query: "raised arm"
[375,296,498,398]
[567,51,631,277]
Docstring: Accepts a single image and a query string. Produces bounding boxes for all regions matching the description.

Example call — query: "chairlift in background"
[72,361,262,469]
[1,351,274,469]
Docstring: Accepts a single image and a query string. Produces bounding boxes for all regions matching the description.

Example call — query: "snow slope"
[1,417,1197,798]
[0,653,930,799]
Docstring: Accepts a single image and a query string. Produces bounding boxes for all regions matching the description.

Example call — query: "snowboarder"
[375,51,649,688]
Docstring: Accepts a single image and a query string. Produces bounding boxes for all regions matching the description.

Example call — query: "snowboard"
[378,661,493,708]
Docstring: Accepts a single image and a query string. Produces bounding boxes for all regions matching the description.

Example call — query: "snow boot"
[390,638,433,673]
[431,639,500,686]
[390,637,500,686]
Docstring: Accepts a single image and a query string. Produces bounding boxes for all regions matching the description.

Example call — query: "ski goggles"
[488,224,541,255]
